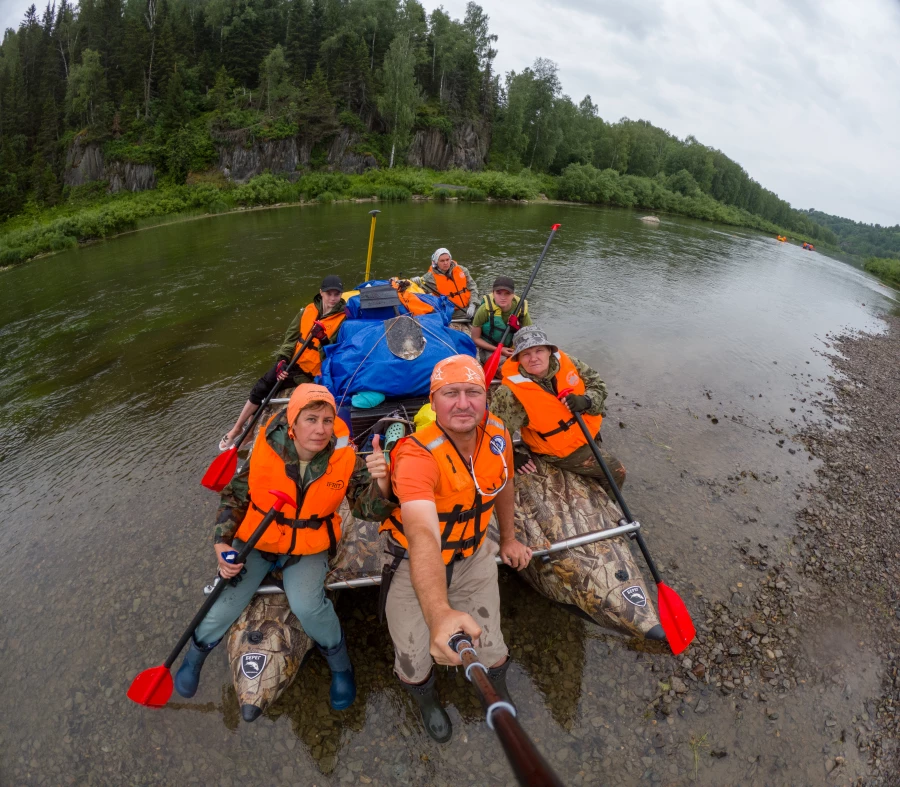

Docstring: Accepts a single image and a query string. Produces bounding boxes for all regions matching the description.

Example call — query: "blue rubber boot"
[174,637,219,698]
[317,630,356,710]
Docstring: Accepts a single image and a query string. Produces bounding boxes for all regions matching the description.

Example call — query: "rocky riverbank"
[659,315,900,784]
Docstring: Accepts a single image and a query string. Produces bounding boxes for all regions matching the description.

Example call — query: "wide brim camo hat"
[511,326,558,359]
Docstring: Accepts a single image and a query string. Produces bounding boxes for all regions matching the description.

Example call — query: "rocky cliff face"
[326,128,379,175]
[64,137,157,193]
[218,136,299,182]
[215,128,378,182]
[406,121,489,171]
[64,119,489,191]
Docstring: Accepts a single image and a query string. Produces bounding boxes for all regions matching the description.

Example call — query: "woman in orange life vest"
[489,325,627,498]
[218,275,347,451]
[411,247,481,324]
[175,385,358,715]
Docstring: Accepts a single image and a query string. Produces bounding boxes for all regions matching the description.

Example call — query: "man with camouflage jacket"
[490,325,626,497]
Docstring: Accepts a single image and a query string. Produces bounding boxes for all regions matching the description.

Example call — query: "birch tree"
[376,31,421,168]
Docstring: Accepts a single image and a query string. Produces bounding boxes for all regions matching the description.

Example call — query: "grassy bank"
[864,257,900,288]
[0,166,820,267]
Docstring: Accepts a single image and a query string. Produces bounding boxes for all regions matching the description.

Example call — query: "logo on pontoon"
[326,479,345,490]
[622,586,647,607]
[489,435,507,455]
[241,653,268,680]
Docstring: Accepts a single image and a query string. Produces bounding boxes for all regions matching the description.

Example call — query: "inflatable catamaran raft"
[214,281,663,721]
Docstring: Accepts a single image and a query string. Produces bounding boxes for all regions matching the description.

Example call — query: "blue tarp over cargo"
[319,283,476,400]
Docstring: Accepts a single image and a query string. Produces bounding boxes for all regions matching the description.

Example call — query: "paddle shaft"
[569,409,663,585]
[365,210,380,281]
[449,636,564,787]
[493,224,560,352]
[231,328,319,453]
[162,505,283,669]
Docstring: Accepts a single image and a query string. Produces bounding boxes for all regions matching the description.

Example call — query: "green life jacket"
[481,295,528,346]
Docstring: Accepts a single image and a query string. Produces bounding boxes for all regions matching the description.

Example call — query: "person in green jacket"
[470,276,532,367]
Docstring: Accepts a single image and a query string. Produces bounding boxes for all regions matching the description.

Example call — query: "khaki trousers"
[384,538,507,683]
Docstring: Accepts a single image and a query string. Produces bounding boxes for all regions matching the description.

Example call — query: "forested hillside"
[1,0,839,257]
[805,210,900,260]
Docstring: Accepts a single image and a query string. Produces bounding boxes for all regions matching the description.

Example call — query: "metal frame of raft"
[203,521,641,596]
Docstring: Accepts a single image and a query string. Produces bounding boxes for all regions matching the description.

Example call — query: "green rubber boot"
[402,670,452,743]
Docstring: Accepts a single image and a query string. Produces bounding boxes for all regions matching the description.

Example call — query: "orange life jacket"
[295,304,346,376]
[391,280,435,316]
[501,350,603,458]
[381,415,509,564]
[429,264,471,310]
[234,412,355,556]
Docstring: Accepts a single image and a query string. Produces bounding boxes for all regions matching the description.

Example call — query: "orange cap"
[286,384,336,438]
[430,354,485,395]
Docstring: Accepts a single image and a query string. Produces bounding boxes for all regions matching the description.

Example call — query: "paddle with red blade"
[127,490,297,707]
[201,322,326,492]
[482,223,561,382]
[557,390,696,654]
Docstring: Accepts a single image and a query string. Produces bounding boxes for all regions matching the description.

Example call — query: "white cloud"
[427,0,900,225]
[3,0,898,224]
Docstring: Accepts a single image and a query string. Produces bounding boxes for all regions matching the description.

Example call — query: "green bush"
[103,139,159,165]
[338,110,367,134]
[458,188,486,201]
[257,117,298,140]
[207,199,230,214]
[376,185,411,201]
[414,111,453,139]
[557,164,624,204]
[316,191,336,204]
[864,257,900,287]
[46,231,78,251]
[433,188,452,201]
[466,171,538,200]
[232,173,298,205]
[0,247,25,264]
[298,172,350,198]
[349,183,376,199]
[362,168,432,195]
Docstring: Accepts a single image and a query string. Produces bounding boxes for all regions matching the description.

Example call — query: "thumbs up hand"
[366,434,392,498]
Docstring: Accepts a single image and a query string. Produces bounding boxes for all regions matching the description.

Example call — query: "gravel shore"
[795,315,900,781]
[664,314,900,784]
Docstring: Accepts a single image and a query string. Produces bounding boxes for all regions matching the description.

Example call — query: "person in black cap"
[470,276,532,367]
[218,275,347,450]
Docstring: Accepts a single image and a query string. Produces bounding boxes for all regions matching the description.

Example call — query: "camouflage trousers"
[539,441,626,500]
[449,321,472,336]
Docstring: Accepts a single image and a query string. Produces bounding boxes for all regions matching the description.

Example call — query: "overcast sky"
[3,0,898,225]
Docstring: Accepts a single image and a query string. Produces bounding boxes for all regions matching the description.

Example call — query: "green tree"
[208,65,234,112]
[259,44,295,115]
[377,30,422,167]
[159,65,189,132]
[66,48,107,127]
[463,2,496,117]
[297,65,336,139]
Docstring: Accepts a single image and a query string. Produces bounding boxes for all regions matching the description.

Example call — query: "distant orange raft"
[776,235,787,242]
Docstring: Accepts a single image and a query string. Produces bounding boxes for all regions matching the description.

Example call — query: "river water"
[0,202,896,785]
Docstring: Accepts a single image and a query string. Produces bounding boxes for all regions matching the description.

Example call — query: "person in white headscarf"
[411,247,480,326]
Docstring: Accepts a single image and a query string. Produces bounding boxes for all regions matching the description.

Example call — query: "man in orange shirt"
[350,355,532,742]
